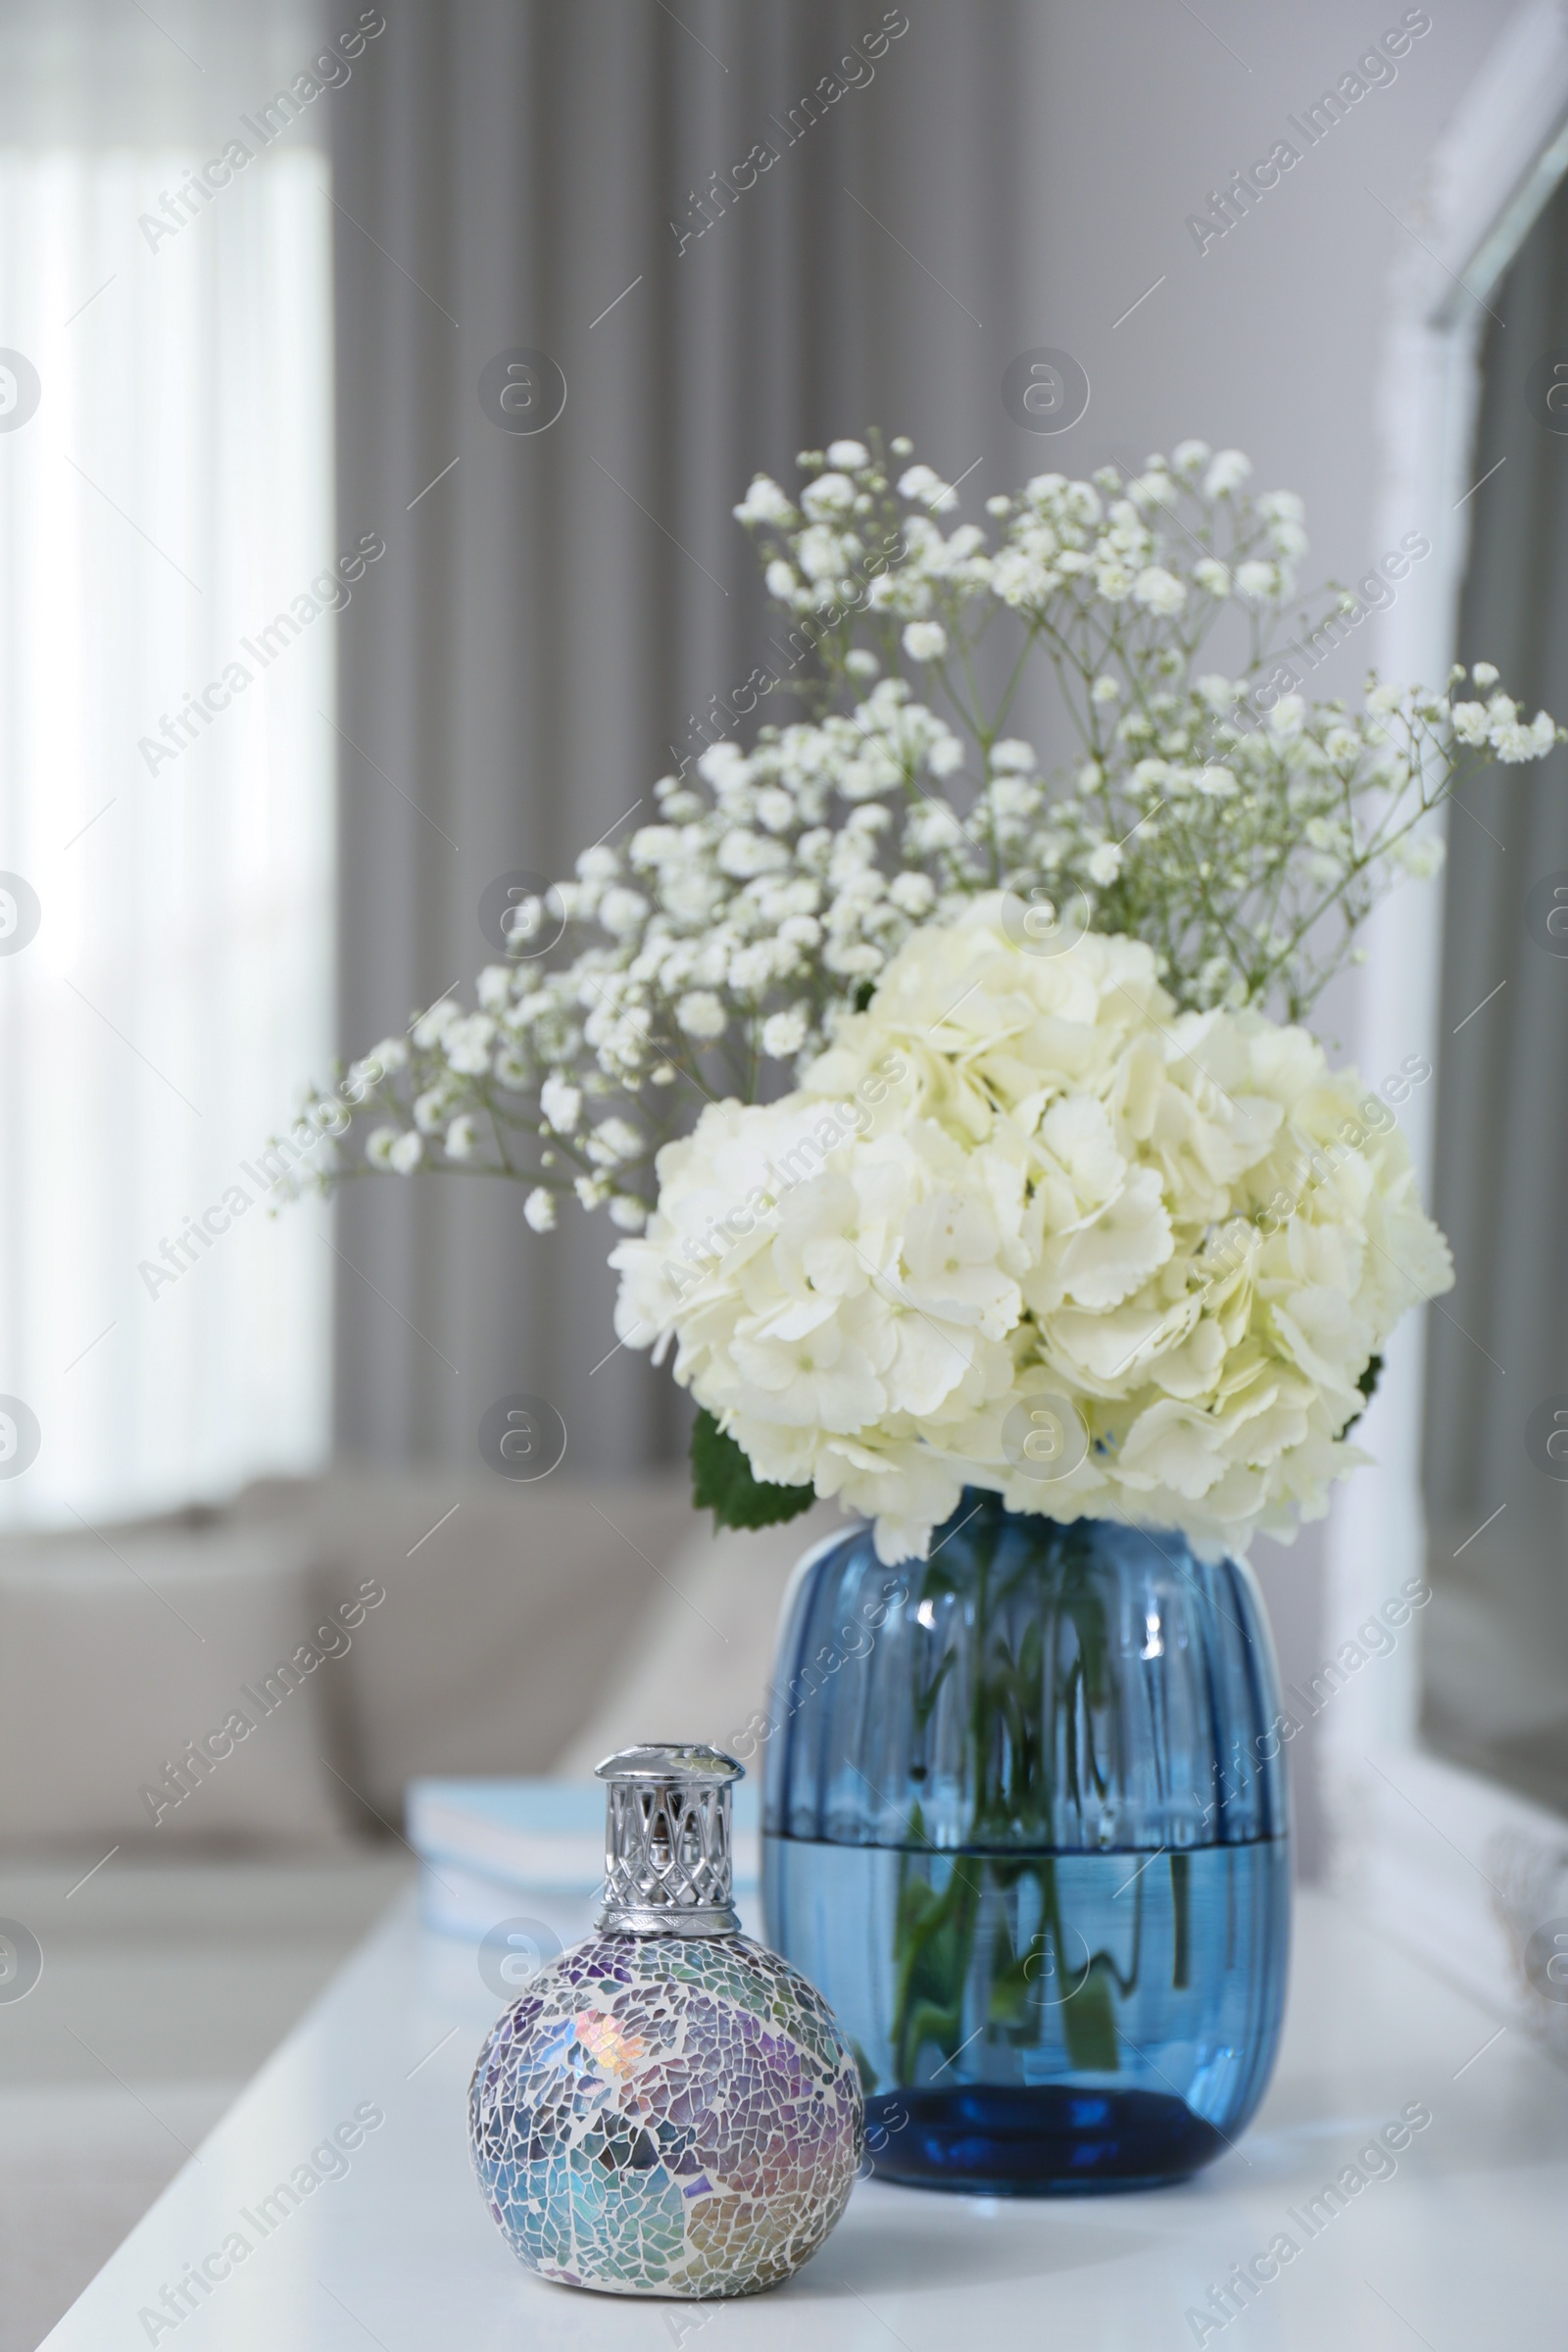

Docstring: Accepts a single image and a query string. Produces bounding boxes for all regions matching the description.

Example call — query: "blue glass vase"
[762,1492,1290,2194]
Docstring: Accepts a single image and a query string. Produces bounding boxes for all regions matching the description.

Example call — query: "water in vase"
[764,1833,1290,2192]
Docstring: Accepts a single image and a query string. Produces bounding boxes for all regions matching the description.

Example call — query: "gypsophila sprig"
[290,430,1560,1247]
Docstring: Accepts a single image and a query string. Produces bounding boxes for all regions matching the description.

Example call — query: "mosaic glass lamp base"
[468,1745,863,2297]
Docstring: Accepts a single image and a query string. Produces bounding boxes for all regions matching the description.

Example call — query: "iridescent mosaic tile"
[468,1929,863,2296]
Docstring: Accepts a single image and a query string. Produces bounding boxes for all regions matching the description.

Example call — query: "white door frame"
[1323,0,1568,2024]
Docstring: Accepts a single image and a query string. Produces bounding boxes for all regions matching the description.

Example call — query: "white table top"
[42,1884,1567,2350]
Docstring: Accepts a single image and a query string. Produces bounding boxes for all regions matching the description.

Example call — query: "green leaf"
[689,1408,815,1533]
[1059,1958,1120,2074]
[1343,1351,1384,1437]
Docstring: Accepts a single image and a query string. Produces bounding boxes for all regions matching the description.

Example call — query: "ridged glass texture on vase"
[762,1491,1290,2195]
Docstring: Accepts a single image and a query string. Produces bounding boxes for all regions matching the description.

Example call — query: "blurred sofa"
[0,1463,838,1857]
[0,1465,838,2351]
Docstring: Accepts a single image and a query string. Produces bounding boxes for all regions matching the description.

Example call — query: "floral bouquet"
[295,432,1558,1567]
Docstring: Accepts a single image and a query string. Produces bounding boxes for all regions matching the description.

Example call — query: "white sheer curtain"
[0,4,336,1524]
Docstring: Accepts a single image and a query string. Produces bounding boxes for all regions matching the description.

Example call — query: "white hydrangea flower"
[612,899,1452,1564]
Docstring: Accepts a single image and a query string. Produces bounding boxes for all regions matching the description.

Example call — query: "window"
[0,20,335,1526]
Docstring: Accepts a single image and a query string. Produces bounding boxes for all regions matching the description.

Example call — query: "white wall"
[1016,0,1512,1870]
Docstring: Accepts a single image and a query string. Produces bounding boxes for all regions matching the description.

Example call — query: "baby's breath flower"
[1233,559,1280,603]
[760,1004,810,1058]
[734,474,796,527]
[1133,565,1186,615]
[303,429,1557,1254]
[540,1074,581,1133]
[1203,449,1251,497]
[902,620,948,662]
[897,464,958,514]
[676,991,727,1039]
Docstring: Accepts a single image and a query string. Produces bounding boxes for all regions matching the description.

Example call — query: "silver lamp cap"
[594,1743,744,1937]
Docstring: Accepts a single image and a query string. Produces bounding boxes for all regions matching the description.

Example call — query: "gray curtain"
[1421,173,1568,1810]
[329,1,1035,1470]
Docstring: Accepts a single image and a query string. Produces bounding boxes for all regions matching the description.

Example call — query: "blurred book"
[406,1776,760,1941]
